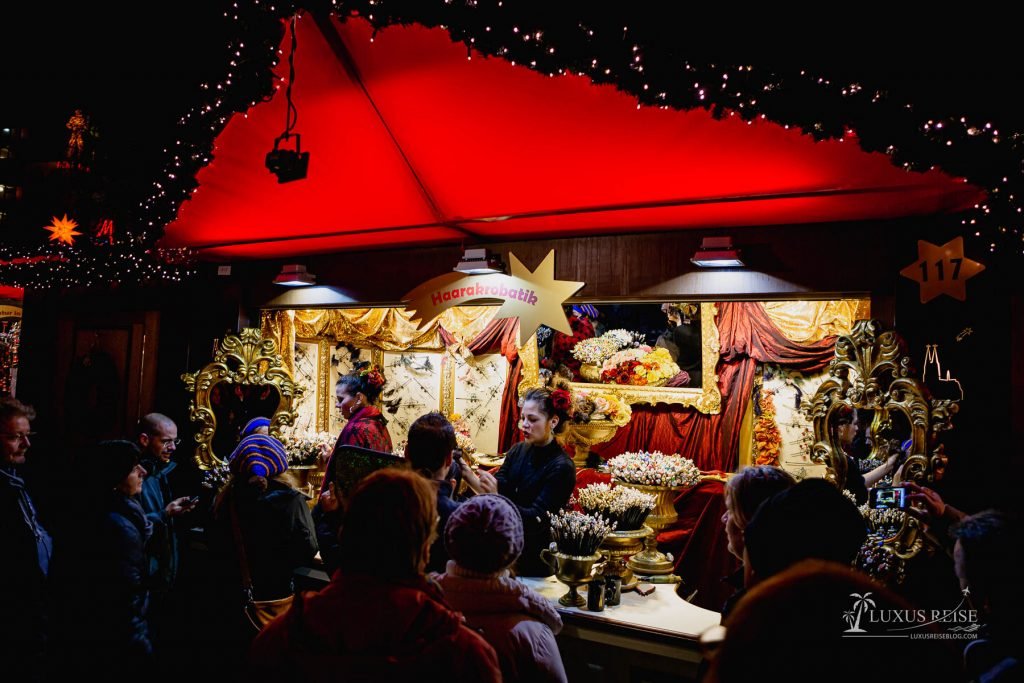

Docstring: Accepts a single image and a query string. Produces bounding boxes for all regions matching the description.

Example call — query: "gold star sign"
[404,249,585,345]
[44,214,82,246]
[899,237,985,303]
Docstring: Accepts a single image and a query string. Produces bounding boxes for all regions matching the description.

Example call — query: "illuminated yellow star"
[43,214,82,245]
[498,250,584,343]
[899,237,985,303]
[403,250,584,345]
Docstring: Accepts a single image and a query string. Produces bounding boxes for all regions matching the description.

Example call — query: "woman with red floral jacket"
[315,363,394,572]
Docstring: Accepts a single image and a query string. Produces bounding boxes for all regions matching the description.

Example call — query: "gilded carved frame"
[518,302,722,413]
[182,328,304,469]
[808,319,957,559]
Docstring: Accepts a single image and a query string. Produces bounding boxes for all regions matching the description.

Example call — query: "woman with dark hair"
[50,440,154,678]
[315,363,394,572]
[250,469,501,682]
[464,387,576,577]
[833,407,899,505]
[320,363,393,494]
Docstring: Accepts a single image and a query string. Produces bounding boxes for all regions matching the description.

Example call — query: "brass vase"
[598,526,652,590]
[540,549,605,607]
[559,420,621,468]
[615,481,683,576]
[579,363,603,382]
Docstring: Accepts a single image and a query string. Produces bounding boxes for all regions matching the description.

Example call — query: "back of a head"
[406,412,456,475]
[707,560,961,683]
[726,465,797,529]
[445,494,524,576]
[744,478,866,582]
[338,468,437,579]
[81,439,141,493]
[953,509,1024,640]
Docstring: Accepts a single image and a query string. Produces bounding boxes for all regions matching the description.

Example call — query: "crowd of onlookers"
[3,391,1021,682]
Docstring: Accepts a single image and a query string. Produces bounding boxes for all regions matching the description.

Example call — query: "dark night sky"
[3,4,1023,207]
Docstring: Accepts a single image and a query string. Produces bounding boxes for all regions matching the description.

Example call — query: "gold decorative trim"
[807,319,957,562]
[519,302,722,414]
[182,328,303,469]
[317,338,331,431]
[440,352,457,416]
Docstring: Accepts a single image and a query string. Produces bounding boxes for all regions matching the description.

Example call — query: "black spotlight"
[265,133,309,184]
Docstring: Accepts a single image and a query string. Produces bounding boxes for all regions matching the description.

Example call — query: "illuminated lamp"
[273,264,316,286]
[454,248,505,275]
[691,236,744,267]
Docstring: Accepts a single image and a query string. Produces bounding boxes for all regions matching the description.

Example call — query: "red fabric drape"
[587,302,837,610]
[439,318,523,453]
[592,302,836,471]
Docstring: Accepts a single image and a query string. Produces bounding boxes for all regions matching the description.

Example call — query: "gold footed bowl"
[540,549,605,607]
[614,481,683,575]
[559,420,622,468]
[598,526,652,590]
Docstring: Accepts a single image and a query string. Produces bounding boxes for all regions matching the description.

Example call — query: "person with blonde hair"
[719,465,796,615]
[251,468,501,682]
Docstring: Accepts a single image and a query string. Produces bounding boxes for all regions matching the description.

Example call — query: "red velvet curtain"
[591,301,836,471]
[587,302,837,610]
[439,318,523,452]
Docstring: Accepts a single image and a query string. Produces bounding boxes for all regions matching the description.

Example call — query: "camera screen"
[870,487,906,510]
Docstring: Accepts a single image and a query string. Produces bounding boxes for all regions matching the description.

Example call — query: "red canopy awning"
[161,14,985,259]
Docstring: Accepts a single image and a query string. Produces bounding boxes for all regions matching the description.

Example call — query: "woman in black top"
[463,387,576,576]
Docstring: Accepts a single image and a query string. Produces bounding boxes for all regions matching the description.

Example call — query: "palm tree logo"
[843,592,876,633]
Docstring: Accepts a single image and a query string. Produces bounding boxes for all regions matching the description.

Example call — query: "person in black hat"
[742,478,867,589]
[49,440,155,679]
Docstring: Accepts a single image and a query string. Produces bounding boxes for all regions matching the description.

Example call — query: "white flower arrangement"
[571,336,621,365]
[608,450,702,488]
[548,509,616,556]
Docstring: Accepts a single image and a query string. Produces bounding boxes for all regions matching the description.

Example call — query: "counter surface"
[518,576,721,642]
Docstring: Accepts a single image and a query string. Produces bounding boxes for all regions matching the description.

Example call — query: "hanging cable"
[265,14,309,183]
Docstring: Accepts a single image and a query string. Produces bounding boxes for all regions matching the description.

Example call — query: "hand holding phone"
[868,486,907,510]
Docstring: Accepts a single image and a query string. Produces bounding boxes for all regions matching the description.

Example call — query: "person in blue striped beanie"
[213,433,317,604]
[229,434,289,481]
[240,416,271,439]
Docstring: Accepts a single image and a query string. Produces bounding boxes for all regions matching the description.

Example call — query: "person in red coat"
[250,469,501,683]
[321,362,394,494]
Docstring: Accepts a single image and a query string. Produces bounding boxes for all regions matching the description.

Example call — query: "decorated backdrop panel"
[753,363,830,479]
[450,352,508,455]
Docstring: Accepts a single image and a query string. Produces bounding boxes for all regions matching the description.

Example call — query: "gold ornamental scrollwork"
[808,319,958,563]
[182,328,304,469]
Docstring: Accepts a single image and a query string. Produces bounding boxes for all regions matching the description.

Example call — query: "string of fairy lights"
[3,0,1022,289]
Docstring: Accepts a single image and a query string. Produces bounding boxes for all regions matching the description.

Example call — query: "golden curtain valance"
[759,299,870,344]
[261,306,501,375]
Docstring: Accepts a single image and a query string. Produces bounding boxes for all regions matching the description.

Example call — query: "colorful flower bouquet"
[600,347,681,386]
[607,450,702,488]
[279,428,336,467]
[548,509,617,556]
[576,482,656,531]
[571,389,632,426]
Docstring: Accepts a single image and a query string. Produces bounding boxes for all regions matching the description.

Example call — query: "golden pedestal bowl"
[540,549,605,607]
[614,481,683,576]
[559,421,622,468]
[597,526,652,590]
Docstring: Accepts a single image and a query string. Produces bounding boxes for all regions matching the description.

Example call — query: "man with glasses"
[136,413,195,594]
[0,397,52,681]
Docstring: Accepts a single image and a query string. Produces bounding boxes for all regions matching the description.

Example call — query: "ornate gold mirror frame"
[808,319,957,559]
[518,302,721,413]
[182,328,304,468]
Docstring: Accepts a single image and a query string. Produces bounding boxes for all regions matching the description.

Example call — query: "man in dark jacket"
[135,413,195,592]
[0,397,52,682]
[406,412,462,574]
